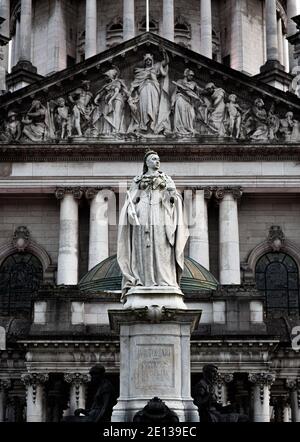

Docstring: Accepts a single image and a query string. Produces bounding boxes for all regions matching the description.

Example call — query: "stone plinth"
[109,306,201,422]
[123,286,186,310]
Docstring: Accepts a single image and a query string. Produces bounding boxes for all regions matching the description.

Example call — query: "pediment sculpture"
[1,47,300,143]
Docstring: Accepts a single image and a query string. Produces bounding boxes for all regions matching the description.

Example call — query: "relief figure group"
[1,49,300,143]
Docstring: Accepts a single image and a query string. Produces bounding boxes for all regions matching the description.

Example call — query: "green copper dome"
[79,255,218,293]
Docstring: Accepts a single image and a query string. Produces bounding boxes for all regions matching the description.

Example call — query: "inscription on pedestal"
[135,344,174,389]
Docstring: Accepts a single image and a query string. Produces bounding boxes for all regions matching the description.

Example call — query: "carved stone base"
[123,286,186,310]
[109,307,201,422]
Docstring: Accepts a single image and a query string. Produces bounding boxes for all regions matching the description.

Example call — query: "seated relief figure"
[22,100,52,142]
[63,365,117,423]
[127,50,171,135]
[192,365,249,422]
[244,98,280,141]
[117,149,189,298]
[0,110,22,142]
[171,68,204,136]
[94,67,129,136]
[279,111,300,142]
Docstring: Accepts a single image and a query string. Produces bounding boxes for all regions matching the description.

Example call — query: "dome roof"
[79,255,218,293]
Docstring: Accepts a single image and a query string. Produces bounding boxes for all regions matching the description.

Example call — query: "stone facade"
[0,0,300,423]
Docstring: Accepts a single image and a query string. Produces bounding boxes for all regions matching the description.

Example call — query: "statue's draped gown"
[117,171,189,297]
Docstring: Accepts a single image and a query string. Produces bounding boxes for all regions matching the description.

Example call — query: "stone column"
[86,188,109,270]
[265,0,279,62]
[64,373,90,415]
[283,35,290,72]
[0,379,10,422]
[215,187,242,285]
[277,19,284,65]
[123,0,135,40]
[200,0,212,58]
[162,0,174,42]
[0,0,10,67]
[22,373,49,422]
[19,0,32,62]
[287,0,300,70]
[56,188,83,285]
[249,373,275,422]
[214,373,233,406]
[47,0,67,73]
[85,0,97,59]
[189,187,211,270]
[286,379,300,422]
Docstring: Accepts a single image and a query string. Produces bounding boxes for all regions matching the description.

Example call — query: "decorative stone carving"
[64,373,91,409]
[248,372,275,404]
[171,68,203,136]
[286,379,300,408]
[21,373,49,404]
[202,82,226,136]
[12,226,30,251]
[279,111,300,142]
[214,186,243,201]
[52,97,71,139]
[244,99,280,141]
[267,225,285,251]
[68,80,94,137]
[214,372,234,404]
[0,111,22,142]
[128,50,170,135]
[94,66,129,136]
[22,100,52,142]
[55,187,83,200]
[133,397,179,423]
[226,94,243,139]
[0,379,11,391]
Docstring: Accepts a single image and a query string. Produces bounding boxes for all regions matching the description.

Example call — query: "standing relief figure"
[202,83,226,136]
[53,98,71,139]
[171,68,203,136]
[128,49,171,135]
[94,67,129,136]
[68,80,94,137]
[226,94,243,139]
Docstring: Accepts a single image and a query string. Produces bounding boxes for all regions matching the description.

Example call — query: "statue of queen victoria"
[117,150,189,308]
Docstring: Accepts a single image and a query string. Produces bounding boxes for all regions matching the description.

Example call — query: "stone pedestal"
[109,305,201,422]
[123,286,187,310]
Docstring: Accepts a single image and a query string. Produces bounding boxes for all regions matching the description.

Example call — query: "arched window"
[0,252,43,316]
[255,252,300,316]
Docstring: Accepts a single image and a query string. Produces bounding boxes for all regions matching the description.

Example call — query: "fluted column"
[19,0,32,62]
[249,373,275,422]
[64,373,91,415]
[162,0,174,41]
[123,0,135,40]
[86,188,109,270]
[287,0,300,70]
[56,188,83,285]
[287,379,300,422]
[214,373,233,406]
[215,187,242,285]
[200,0,212,58]
[85,0,97,59]
[22,373,49,422]
[189,188,211,270]
[265,0,279,62]
[0,379,10,422]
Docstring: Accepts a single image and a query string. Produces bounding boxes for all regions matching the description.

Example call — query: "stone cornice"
[1,143,300,162]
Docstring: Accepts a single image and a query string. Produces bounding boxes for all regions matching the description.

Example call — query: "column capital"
[249,372,275,387]
[55,187,84,200]
[214,372,234,385]
[190,186,213,199]
[21,373,49,404]
[85,187,112,200]
[286,378,300,391]
[214,186,243,201]
[64,373,91,385]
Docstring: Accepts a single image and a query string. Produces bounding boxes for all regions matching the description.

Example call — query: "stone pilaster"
[85,0,97,59]
[214,373,233,406]
[55,187,83,285]
[215,187,242,285]
[189,187,212,270]
[123,0,135,41]
[19,0,32,62]
[200,0,212,58]
[21,373,49,422]
[286,378,300,422]
[249,372,275,422]
[162,0,174,42]
[0,379,10,422]
[64,373,91,415]
[86,187,110,270]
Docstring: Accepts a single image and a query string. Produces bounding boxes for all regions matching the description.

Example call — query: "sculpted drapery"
[117,151,189,297]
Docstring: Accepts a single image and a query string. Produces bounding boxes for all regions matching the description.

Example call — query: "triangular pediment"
[1,32,300,145]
